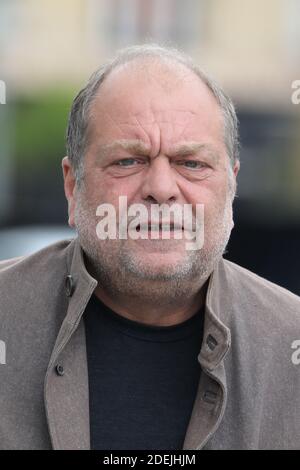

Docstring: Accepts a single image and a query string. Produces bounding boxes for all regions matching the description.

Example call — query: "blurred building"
[0,0,299,107]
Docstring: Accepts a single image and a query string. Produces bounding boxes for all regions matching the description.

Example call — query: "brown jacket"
[0,237,300,449]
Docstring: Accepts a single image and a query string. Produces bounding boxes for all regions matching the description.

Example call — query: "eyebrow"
[169,142,220,163]
[96,139,220,163]
[97,139,151,157]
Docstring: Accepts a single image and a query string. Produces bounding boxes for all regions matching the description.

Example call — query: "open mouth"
[134,222,185,234]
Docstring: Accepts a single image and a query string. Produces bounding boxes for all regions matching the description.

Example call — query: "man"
[0,44,300,450]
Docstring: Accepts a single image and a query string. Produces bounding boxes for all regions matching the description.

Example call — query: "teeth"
[150,225,174,231]
[136,223,183,232]
[161,224,174,231]
[150,225,180,231]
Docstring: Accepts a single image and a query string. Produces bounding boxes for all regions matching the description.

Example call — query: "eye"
[178,160,207,169]
[114,158,142,167]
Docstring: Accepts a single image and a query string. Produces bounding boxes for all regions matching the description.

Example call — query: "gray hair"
[66,44,240,183]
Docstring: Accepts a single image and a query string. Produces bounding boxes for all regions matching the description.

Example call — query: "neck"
[93,280,208,327]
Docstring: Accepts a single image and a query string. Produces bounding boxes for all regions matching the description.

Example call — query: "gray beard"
[75,192,234,306]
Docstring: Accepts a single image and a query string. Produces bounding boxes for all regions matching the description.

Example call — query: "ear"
[62,156,77,228]
[233,159,240,178]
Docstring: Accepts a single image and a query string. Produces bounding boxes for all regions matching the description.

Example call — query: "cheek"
[187,184,229,223]
[184,184,222,208]
[84,173,140,211]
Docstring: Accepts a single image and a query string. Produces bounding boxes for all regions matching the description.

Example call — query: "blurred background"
[0,0,299,293]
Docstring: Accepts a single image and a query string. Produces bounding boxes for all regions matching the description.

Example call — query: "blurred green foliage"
[13,89,76,170]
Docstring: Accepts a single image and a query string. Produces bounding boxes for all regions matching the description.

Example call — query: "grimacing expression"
[64,60,239,286]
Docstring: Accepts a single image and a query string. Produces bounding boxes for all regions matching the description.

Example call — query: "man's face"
[64,60,239,293]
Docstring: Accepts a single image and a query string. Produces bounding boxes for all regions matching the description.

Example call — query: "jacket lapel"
[183,259,231,449]
[44,239,97,449]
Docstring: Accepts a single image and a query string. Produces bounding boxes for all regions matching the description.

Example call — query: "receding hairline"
[101,53,203,81]
[90,54,221,112]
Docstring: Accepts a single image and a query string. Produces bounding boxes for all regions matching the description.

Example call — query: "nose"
[141,155,180,204]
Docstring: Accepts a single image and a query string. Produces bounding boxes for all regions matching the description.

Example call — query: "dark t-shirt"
[84,294,204,450]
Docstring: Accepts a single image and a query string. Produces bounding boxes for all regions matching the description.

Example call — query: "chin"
[137,250,186,264]
[127,252,190,278]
